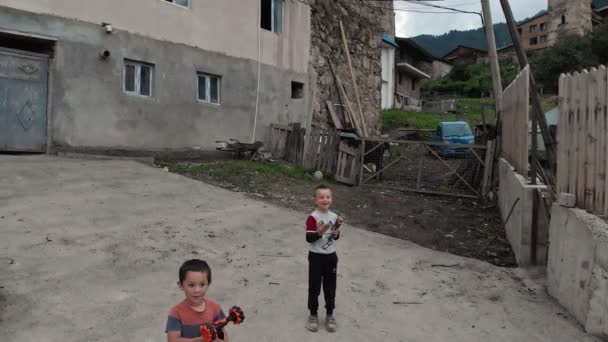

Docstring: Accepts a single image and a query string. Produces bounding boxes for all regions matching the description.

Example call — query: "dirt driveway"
[0,155,598,342]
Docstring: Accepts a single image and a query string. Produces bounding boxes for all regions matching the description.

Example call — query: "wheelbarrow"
[215,139,264,160]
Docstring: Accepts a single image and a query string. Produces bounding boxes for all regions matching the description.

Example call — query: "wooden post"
[500,0,557,177]
[339,20,368,137]
[480,0,503,125]
[359,139,366,185]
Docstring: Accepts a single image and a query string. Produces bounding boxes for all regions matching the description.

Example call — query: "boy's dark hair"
[314,184,331,196]
[179,259,212,284]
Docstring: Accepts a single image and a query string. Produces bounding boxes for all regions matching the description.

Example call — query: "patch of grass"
[383,109,453,130]
[383,98,498,132]
[456,97,496,125]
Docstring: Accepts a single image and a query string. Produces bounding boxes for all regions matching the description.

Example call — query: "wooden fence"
[302,124,340,175]
[501,65,530,175]
[557,66,608,216]
[268,123,305,165]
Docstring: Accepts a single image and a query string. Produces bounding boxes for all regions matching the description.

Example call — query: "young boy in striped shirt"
[305,185,342,333]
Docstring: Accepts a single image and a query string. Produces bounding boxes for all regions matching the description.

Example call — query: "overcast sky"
[395,0,548,37]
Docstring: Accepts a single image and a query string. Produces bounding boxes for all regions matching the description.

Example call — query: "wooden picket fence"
[501,65,530,175]
[557,66,608,216]
[268,123,305,165]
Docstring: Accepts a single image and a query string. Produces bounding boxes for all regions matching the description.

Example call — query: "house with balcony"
[393,38,452,109]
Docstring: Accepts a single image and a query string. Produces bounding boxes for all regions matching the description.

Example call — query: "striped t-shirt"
[165,299,226,338]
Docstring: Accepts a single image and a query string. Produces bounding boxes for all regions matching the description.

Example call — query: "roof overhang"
[382,33,399,48]
[397,62,431,79]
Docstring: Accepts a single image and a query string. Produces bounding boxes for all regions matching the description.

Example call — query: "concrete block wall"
[548,204,608,338]
[498,158,548,266]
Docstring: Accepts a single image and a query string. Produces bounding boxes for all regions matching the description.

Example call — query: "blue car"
[432,121,475,156]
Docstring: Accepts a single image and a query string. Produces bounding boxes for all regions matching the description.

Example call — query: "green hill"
[410,11,547,58]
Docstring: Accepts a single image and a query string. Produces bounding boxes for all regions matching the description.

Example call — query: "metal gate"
[0,48,48,152]
[359,138,491,199]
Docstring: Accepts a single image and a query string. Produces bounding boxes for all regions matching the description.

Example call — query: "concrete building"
[517,11,551,51]
[0,0,311,154]
[394,37,452,109]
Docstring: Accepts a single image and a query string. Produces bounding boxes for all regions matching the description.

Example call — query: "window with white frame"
[261,0,283,34]
[124,60,153,97]
[198,73,221,104]
[163,0,188,8]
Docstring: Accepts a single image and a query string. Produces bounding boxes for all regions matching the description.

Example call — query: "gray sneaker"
[326,316,337,332]
[306,315,319,332]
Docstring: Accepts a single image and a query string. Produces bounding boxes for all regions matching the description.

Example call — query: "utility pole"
[480,0,503,124]
[499,0,557,180]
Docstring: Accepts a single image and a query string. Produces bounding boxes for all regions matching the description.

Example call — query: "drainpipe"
[252,1,262,143]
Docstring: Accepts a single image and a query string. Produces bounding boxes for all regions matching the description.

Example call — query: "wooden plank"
[604,66,608,216]
[270,123,292,132]
[328,61,350,128]
[326,101,344,130]
[594,67,607,214]
[577,71,589,207]
[557,74,568,193]
[569,73,579,198]
[335,74,362,137]
[587,68,600,211]
[339,20,367,137]
[481,140,495,200]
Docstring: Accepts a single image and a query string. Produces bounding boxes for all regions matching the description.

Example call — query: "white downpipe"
[252,2,262,143]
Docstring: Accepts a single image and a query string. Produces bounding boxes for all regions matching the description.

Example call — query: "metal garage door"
[0,48,48,152]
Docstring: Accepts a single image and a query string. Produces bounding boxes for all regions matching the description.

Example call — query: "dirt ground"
[0,155,599,342]
[163,160,516,267]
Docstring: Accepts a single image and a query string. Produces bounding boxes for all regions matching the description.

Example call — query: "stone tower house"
[548,0,593,44]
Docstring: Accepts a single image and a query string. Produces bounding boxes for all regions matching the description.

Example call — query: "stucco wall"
[0,0,311,74]
[0,7,309,151]
[431,61,452,79]
[498,158,548,266]
[548,203,608,338]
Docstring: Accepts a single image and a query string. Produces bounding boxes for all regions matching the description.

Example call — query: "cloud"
[396,0,548,37]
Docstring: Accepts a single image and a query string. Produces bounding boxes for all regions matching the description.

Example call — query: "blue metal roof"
[382,33,398,48]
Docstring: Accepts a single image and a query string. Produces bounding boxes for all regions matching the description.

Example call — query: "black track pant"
[308,251,338,315]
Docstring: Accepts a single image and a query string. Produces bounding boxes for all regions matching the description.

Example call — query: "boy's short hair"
[314,184,331,197]
[179,259,212,284]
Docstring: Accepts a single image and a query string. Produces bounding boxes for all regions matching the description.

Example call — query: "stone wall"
[548,0,593,45]
[309,0,395,135]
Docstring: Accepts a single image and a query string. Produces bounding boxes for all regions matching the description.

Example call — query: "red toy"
[200,306,244,342]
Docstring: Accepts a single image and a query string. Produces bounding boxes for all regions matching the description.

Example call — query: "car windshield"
[443,124,472,137]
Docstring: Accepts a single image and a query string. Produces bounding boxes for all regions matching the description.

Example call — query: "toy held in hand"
[200,306,245,342]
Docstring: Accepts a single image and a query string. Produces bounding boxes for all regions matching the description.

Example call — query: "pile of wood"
[325,20,369,138]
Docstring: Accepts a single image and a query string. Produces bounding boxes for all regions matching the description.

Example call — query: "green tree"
[591,24,608,64]
[532,34,597,93]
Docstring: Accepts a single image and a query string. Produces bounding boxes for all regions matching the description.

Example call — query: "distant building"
[393,37,453,109]
[442,45,487,65]
[497,44,518,63]
[517,11,551,51]
[515,0,608,52]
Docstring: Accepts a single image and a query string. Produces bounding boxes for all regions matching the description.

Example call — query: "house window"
[529,25,537,33]
[530,37,538,46]
[197,73,221,104]
[540,35,548,44]
[124,60,153,97]
[291,81,304,99]
[562,15,566,25]
[411,79,416,91]
[163,0,188,8]
[517,28,523,36]
[261,0,283,33]
[540,23,547,31]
